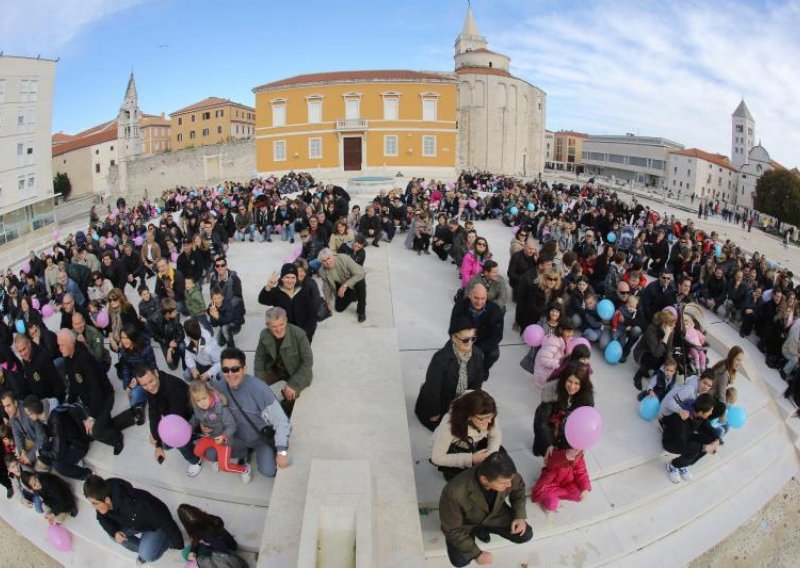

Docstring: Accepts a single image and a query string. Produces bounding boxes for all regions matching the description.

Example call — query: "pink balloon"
[47,523,72,552]
[31,298,40,310]
[565,406,603,450]
[567,337,591,354]
[21,261,31,274]
[114,250,120,259]
[52,229,61,239]
[96,310,109,329]
[134,236,144,247]
[185,561,199,568]
[511,226,520,235]
[283,255,295,264]
[171,251,179,263]
[523,324,545,348]
[468,199,477,209]
[662,306,678,318]
[41,304,55,318]
[158,414,192,448]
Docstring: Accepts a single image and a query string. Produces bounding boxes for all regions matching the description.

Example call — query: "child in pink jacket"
[532,324,574,389]
[531,448,591,512]
[460,237,491,287]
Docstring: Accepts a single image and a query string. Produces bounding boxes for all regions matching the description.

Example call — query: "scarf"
[453,343,472,397]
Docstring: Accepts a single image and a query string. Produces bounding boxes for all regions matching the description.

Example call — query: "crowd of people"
[0,168,795,566]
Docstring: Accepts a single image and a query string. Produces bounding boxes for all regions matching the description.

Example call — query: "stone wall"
[111,139,256,197]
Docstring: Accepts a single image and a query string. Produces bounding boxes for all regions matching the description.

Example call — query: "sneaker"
[211,461,219,473]
[290,238,295,243]
[187,462,202,477]
[678,467,693,481]
[241,464,252,484]
[135,558,148,567]
[133,405,146,426]
[666,462,681,484]
[357,313,366,323]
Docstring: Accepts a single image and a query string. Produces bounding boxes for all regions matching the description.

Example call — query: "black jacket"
[65,341,115,420]
[640,280,677,322]
[661,412,718,456]
[414,341,486,430]
[36,472,76,516]
[177,250,204,283]
[532,395,594,456]
[507,250,537,290]
[155,268,186,303]
[42,404,91,464]
[449,299,504,357]
[96,478,184,550]
[146,371,192,448]
[258,285,317,341]
[20,343,65,402]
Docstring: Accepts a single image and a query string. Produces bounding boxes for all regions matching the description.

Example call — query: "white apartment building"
[0,55,57,249]
[666,148,738,203]
[581,134,683,187]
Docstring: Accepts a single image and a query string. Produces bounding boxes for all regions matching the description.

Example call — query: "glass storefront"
[0,198,55,246]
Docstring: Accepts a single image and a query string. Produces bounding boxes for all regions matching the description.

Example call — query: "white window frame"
[29,80,38,102]
[307,97,322,124]
[27,175,35,189]
[422,97,438,121]
[272,100,286,127]
[422,135,437,157]
[308,137,322,159]
[17,143,24,165]
[384,135,398,157]
[17,176,25,191]
[274,140,286,162]
[344,97,360,120]
[27,109,36,127]
[383,97,399,121]
[0,79,5,103]
[19,79,29,102]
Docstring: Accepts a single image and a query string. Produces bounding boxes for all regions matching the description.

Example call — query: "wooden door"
[343,137,362,171]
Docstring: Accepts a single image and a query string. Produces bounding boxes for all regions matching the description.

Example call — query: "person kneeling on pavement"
[662,392,720,484]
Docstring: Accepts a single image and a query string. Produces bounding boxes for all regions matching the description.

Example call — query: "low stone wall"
[112,139,257,197]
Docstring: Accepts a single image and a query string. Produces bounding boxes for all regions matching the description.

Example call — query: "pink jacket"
[533,335,566,388]
[685,327,705,351]
[531,449,591,503]
[460,251,484,288]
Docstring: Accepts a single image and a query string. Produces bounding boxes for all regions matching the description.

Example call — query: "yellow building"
[170,97,255,150]
[252,70,458,176]
[552,130,588,172]
[140,113,172,156]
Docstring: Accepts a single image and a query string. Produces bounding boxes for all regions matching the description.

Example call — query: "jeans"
[230,437,277,477]
[582,328,602,342]
[119,528,170,564]
[119,376,148,408]
[782,344,798,376]
[234,225,258,242]
[163,439,200,465]
[446,523,533,567]
[279,223,295,242]
[160,341,186,371]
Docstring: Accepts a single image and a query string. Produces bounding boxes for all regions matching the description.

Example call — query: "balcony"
[336,119,368,131]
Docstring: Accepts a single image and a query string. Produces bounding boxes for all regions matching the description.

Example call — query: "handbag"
[519,346,537,373]
[436,437,489,481]
[224,383,276,449]
[196,551,249,568]
[317,297,332,322]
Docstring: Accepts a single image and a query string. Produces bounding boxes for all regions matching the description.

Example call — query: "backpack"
[75,231,88,249]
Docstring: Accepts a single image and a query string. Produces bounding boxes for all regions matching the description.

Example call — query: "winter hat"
[448,315,476,336]
[280,263,299,279]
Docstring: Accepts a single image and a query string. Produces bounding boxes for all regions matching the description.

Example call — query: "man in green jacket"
[253,307,313,415]
[439,452,532,566]
[317,248,367,323]
[72,312,111,372]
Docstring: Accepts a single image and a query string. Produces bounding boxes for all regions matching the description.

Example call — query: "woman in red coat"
[530,448,591,512]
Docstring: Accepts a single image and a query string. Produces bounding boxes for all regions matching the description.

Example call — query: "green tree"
[53,172,72,200]
[753,169,800,226]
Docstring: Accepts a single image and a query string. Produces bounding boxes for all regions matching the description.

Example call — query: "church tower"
[731,99,754,169]
[117,72,143,160]
[454,7,487,55]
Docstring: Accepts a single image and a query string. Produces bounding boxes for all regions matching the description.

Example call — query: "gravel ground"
[690,477,800,568]
[0,517,57,568]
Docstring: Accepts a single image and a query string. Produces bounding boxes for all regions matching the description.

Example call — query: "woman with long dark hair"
[430,390,501,480]
[117,322,155,424]
[177,503,244,567]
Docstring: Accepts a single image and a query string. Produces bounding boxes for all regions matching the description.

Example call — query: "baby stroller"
[616,225,635,253]
[671,303,707,379]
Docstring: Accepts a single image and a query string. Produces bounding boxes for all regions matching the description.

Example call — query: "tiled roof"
[253,70,457,91]
[51,132,74,144]
[52,119,118,157]
[171,97,254,116]
[455,66,512,77]
[670,148,737,171]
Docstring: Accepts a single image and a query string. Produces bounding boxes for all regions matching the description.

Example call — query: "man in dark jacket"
[120,242,147,290]
[23,396,91,480]
[14,334,65,402]
[450,284,504,372]
[84,474,184,565]
[135,364,201,477]
[506,239,537,301]
[57,329,124,455]
[700,267,728,312]
[100,252,129,290]
[358,205,384,247]
[662,393,719,483]
[154,258,187,315]
[639,269,677,322]
[439,452,532,567]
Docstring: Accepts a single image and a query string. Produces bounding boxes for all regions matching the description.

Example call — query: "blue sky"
[3,0,799,167]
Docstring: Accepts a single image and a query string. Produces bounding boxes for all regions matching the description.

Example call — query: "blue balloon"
[15,319,26,334]
[597,299,615,321]
[509,206,519,216]
[526,203,535,212]
[714,244,722,258]
[638,395,660,421]
[604,340,623,364]
[606,232,617,243]
[727,405,747,429]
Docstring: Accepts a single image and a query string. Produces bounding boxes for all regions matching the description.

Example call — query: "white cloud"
[490,0,800,167]
[0,0,150,56]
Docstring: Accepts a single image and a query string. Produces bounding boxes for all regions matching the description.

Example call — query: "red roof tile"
[670,148,737,172]
[52,119,118,157]
[253,70,457,91]
[555,130,589,138]
[51,132,74,144]
[171,97,254,116]
[455,66,512,77]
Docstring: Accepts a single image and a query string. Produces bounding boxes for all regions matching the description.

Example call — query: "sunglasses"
[456,336,476,344]
[221,366,242,374]
[546,277,558,282]
[215,263,226,268]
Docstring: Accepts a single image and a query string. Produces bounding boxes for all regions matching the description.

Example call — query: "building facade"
[52,73,150,198]
[253,72,458,176]
[550,130,587,172]
[666,148,738,203]
[581,134,683,187]
[455,8,546,177]
[731,100,755,170]
[170,97,255,151]
[0,55,57,248]
[252,8,546,178]
[544,131,554,167]
[140,113,172,156]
